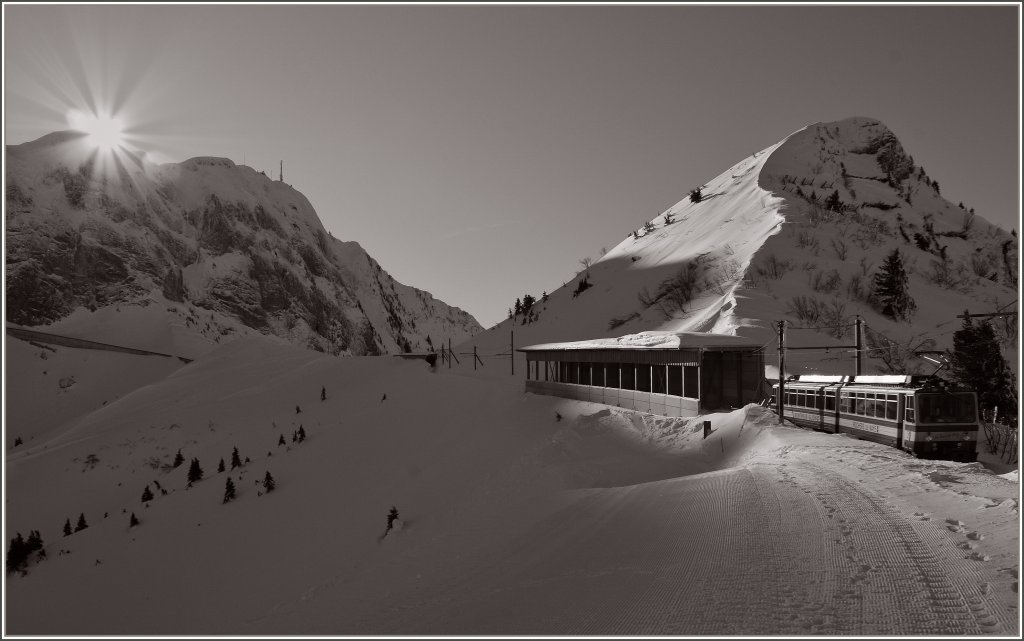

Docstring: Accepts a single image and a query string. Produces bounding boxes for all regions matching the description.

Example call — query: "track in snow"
[359,455,1014,635]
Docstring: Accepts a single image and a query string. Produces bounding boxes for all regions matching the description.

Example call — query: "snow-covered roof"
[792,375,848,383]
[850,375,912,385]
[518,331,762,352]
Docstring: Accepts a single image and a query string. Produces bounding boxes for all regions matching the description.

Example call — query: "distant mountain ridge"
[5,132,482,356]
[461,116,1017,377]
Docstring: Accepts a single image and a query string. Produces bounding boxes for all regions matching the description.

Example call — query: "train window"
[559,362,567,383]
[886,397,897,420]
[825,392,835,411]
[592,363,605,388]
[917,393,977,424]
[839,393,850,413]
[906,396,915,423]
[580,363,591,386]
[864,393,875,417]
[854,393,865,415]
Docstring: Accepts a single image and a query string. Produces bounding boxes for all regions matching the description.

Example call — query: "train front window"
[916,393,977,424]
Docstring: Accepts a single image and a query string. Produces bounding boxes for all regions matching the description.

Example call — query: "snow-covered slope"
[5,133,482,357]
[4,336,1017,634]
[462,117,1017,379]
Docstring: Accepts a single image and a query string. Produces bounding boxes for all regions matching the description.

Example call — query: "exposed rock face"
[5,134,482,355]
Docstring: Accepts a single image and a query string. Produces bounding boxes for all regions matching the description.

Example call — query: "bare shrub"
[656,262,703,315]
[859,257,873,276]
[970,252,996,279]
[755,254,793,280]
[787,296,824,324]
[846,273,870,302]
[709,258,743,295]
[810,269,842,294]
[796,231,820,254]
[608,311,640,330]
[831,239,848,261]
[822,298,849,339]
[926,258,967,291]
[864,327,935,374]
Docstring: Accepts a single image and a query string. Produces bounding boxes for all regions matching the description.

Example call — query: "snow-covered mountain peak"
[462,117,1016,379]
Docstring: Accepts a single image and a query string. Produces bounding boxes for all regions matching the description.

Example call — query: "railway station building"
[518,331,769,417]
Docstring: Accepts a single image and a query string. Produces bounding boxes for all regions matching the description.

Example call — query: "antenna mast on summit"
[279,160,283,182]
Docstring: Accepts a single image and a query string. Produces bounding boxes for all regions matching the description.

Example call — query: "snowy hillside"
[4,335,1018,634]
[5,132,482,357]
[461,117,1017,379]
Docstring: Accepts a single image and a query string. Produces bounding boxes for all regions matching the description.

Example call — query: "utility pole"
[778,320,786,425]
[855,315,863,377]
[448,338,452,369]
[510,330,515,376]
[279,160,283,182]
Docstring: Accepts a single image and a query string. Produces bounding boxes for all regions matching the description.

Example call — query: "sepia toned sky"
[4,4,1020,328]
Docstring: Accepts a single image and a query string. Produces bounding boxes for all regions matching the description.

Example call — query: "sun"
[67,110,125,153]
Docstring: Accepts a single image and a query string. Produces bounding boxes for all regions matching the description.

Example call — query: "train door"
[902,393,917,454]
[895,392,905,450]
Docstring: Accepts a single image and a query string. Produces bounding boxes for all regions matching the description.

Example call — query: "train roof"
[779,374,941,388]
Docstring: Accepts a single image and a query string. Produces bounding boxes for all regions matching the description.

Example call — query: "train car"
[772,374,979,462]
[772,375,846,433]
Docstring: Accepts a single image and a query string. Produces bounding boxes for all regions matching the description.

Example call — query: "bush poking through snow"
[755,254,793,280]
[385,506,400,536]
[690,188,703,203]
[130,513,139,528]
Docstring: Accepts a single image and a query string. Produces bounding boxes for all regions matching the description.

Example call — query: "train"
[771,374,980,462]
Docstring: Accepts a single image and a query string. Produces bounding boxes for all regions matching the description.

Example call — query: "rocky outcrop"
[5,134,482,354]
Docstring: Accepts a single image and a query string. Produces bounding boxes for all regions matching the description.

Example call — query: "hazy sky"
[4,4,1020,328]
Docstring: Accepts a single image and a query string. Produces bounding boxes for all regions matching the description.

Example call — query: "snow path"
[339,447,1015,635]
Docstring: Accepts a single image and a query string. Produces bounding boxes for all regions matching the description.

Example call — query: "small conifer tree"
[173,449,185,468]
[187,458,204,484]
[278,434,286,446]
[263,471,276,493]
[141,486,154,503]
[386,506,399,533]
[75,513,88,532]
[297,426,306,442]
[63,518,72,537]
[217,458,225,473]
[231,447,242,470]
[223,478,236,504]
[690,187,703,203]
[130,513,139,528]
[872,249,916,321]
